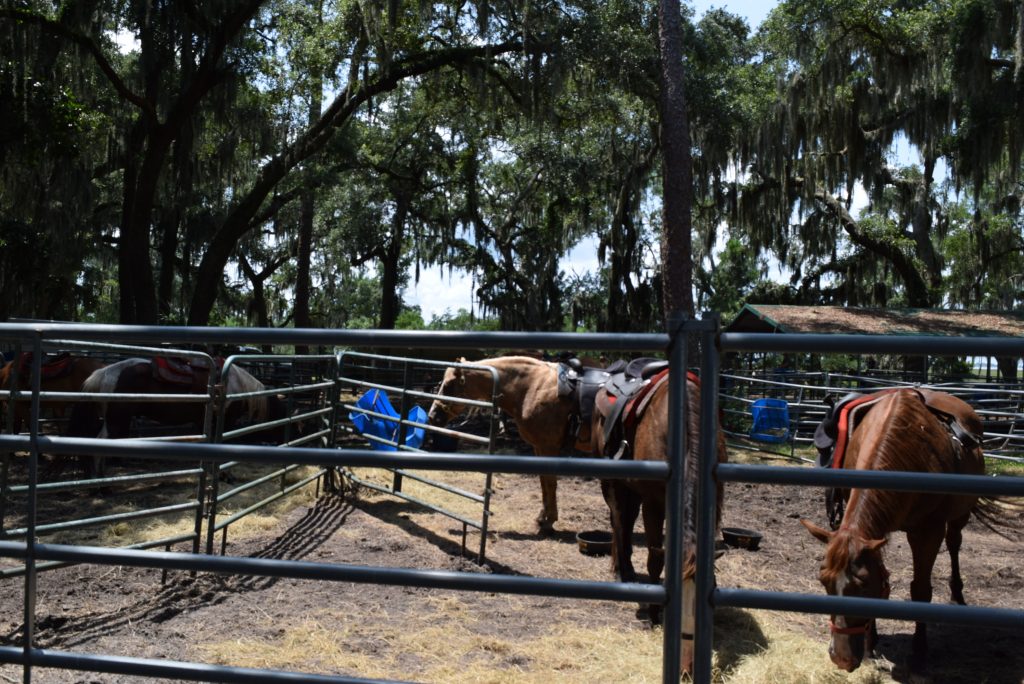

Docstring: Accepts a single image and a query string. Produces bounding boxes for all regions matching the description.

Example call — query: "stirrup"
[611,440,630,460]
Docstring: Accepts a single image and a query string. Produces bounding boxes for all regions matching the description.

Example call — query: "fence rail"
[0,321,1022,683]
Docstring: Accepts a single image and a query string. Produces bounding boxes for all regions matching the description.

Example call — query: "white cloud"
[407,269,475,320]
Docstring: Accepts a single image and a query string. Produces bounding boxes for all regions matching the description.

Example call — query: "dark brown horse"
[426,356,594,533]
[592,372,727,676]
[801,388,989,673]
[0,354,106,434]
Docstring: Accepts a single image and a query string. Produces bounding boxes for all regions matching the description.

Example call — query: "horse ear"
[800,519,832,544]
[863,537,887,552]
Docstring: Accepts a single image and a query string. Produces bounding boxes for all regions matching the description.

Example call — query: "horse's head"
[801,519,889,672]
[427,361,470,427]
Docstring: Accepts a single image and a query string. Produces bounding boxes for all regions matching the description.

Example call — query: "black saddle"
[557,356,669,454]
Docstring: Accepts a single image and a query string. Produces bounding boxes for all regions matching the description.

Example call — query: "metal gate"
[0,320,1021,683]
[336,351,500,561]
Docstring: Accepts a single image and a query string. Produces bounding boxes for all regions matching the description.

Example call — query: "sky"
[406,1,779,320]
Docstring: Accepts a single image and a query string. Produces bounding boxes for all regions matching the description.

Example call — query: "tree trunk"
[293,3,323,353]
[657,0,695,324]
[378,198,407,330]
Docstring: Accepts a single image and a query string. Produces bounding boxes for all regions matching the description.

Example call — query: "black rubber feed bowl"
[576,530,614,556]
[721,527,763,550]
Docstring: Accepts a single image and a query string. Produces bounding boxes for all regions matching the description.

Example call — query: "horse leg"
[640,495,666,624]
[906,525,945,671]
[537,474,558,533]
[603,480,640,584]
[945,513,970,605]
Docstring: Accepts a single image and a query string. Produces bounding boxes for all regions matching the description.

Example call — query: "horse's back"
[849,389,983,525]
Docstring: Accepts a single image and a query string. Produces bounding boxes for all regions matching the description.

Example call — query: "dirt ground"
[0,448,1022,684]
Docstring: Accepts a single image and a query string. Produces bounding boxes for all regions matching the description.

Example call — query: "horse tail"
[971,495,1024,541]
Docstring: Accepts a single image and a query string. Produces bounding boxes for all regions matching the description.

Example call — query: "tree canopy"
[0,0,1020,343]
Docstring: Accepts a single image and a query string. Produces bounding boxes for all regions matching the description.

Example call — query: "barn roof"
[726,304,1024,337]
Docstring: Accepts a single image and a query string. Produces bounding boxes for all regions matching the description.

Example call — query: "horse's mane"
[840,391,930,535]
[475,356,553,369]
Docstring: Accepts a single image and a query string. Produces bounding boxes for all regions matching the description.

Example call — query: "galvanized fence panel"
[4,321,1018,683]
[0,323,681,684]
[692,331,1024,682]
[335,351,502,562]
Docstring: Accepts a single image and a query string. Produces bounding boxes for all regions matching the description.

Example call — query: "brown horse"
[801,388,989,673]
[591,372,727,677]
[426,356,593,533]
[0,354,106,434]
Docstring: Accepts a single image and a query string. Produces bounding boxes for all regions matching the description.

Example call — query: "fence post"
[662,312,689,684]
[0,342,23,538]
[694,314,721,683]
[22,335,43,683]
[204,364,226,556]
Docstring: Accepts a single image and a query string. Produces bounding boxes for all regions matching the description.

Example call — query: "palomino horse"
[592,370,727,677]
[801,388,990,673]
[426,356,594,533]
[66,357,292,475]
[0,353,106,434]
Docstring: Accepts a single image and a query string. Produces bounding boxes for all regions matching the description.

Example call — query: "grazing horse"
[426,356,594,533]
[591,371,727,677]
[0,353,106,434]
[801,388,990,673]
[66,358,291,475]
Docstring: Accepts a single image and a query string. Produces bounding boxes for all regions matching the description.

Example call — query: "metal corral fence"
[0,321,1023,683]
[1,339,334,576]
[335,351,502,562]
[0,321,687,684]
[706,330,1024,683]
[721,370,1023,465]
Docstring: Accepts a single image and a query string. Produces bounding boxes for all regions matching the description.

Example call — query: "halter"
[828,565,891,636]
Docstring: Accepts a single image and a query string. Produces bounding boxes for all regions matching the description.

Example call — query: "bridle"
[829,564,891,636]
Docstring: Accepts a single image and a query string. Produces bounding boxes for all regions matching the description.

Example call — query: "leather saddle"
[558,356,670,455]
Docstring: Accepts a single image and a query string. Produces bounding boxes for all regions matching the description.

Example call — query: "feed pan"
[576,530,613,556]
[721,527,763,550]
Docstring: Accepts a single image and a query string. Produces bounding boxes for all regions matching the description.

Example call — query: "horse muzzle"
[829,633,865,672]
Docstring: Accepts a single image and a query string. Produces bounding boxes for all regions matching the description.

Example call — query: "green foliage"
[4,0,1019,334]
[697,234,763,319]
[427,308,500,331]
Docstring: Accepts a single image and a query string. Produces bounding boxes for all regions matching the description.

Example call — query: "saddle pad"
[829,393,893,469]
[17,352,73,380]
[152,356,212,386]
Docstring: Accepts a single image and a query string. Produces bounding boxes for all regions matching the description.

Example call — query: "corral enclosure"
[1,322,1023,683]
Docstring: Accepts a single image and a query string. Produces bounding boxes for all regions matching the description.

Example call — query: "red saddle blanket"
[151,356,221,387]
[15,352,74,381]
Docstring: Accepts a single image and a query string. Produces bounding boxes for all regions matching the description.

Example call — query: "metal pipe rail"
[336,351,503,562]
[0,323,688,684]
[695,330,1024,684]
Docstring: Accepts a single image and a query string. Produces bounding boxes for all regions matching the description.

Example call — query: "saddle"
[151,356,219,391]
[557,356,671,454]
[592,360,693,461]
[15,352,75,381]
[815,387,983,528]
